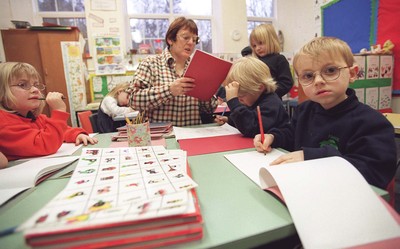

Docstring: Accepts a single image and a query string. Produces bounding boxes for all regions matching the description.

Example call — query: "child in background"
[254,37,396,190]
[250,24,293,99]
[97,82,134,133]
[0,62,97,161]
[215,56,289,137]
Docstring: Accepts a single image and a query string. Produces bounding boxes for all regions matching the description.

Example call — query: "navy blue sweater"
[258,53,294,99]
[227,92,289,137]
[269,88,396,189]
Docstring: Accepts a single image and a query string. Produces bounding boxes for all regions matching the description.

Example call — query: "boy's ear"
[349,65,358,83]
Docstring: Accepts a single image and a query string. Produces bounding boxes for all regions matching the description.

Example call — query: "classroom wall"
[0,0,315,61]
[0,0,398,112]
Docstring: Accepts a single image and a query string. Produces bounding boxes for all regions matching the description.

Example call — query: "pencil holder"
[127,121,151,147]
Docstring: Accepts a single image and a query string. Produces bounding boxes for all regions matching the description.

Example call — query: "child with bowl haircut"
[254,37,396,190]
[215,56,289,137]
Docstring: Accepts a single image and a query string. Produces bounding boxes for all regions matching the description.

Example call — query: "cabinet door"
[1,30,51,116]
[37,32,73,117]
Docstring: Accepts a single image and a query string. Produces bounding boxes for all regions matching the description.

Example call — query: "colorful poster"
[61,42,87,127]
[95,36,126,75]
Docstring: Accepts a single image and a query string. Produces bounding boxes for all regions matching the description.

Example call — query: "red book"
[184,50,232,101]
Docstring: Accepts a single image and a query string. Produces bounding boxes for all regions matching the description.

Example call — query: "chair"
[77,111,93,133]
[89,113,99,133]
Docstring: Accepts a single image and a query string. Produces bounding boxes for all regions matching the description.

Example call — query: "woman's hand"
[169,77,195,96]
[46,92,67,112]
[75,134,98,146]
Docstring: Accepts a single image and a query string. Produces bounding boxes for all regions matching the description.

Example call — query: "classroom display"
[352,54,393,112]
[21,146,202,248]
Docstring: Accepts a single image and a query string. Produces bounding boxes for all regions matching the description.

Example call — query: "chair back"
[77,111,94,133]
[89,113,99,133]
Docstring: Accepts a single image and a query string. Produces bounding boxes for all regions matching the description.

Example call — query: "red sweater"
[0,109,87,161]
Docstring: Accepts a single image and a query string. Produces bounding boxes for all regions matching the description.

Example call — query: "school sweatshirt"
[269,88,397,189]
[0,109,87,161]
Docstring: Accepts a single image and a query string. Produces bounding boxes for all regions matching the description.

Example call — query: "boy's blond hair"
[293,37,355,75]
[250,24,281,55]
[226,56,276,95]
[0,62,45,116]
[106,82,130,98]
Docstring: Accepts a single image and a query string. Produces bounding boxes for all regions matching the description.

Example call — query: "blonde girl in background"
[97,82,134,133]
[250,24,294,99]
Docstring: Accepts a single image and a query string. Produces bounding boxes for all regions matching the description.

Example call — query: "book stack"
[21,146,203,249]
[112,122,173,141]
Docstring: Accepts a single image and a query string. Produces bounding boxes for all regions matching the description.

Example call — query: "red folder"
[178,134,254,156]
[184,50,232,101]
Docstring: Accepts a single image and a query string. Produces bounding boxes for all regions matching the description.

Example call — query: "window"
[126,0,212,53]
[246,0,275,36]
[35,0,88,53]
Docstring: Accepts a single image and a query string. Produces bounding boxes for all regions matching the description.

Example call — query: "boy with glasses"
[0,62,97,161]
[254,37,396,190]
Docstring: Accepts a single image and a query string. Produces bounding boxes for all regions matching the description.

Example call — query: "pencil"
[0,226,20,237]
[256,106,266,155]
[125,117,132,125]
[38,96,66,100]
[221,106,228,116]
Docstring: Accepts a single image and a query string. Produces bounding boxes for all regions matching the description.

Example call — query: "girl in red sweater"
[0,62,97,161]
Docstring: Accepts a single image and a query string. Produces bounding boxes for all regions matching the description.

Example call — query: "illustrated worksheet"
[21,146,198,233]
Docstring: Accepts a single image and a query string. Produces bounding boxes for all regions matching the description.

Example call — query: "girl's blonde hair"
[0,62,45,116]
[293,37,355,74]
[106,82,131,98]
[226,56,276,95]
[250,24,281,55]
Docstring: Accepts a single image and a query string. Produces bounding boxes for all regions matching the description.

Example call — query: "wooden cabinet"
[1,28,81,125]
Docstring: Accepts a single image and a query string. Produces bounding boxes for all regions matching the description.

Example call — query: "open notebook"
[225,151,400,249]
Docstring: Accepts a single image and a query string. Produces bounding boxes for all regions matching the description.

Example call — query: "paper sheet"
[258,157,400,249]
[173,123,240,140]
[224,149,285,187]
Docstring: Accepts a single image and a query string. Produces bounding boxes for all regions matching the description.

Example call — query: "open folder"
[225,152,400,249]
[184,50,232,101]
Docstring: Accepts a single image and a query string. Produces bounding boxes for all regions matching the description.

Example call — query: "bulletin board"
[321,0,377,53]
[322,0,399,93]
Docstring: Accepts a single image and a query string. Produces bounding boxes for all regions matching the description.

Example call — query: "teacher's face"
[169,28,198,60]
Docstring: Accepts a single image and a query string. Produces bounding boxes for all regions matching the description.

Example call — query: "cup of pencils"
[126,113,151,147]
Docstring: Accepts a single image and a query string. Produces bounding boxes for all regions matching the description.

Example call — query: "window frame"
[125,0,213,53]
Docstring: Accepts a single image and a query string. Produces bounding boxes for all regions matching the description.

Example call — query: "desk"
[0,132,389,249]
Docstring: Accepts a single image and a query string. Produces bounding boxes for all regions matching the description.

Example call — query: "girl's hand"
[46,92,66,112]
[75,134,98,146]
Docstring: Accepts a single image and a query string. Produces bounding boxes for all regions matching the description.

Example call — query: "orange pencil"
[257,106,266,155]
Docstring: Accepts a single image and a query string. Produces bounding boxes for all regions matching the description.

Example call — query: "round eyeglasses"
[297,66,350,87]
[10,82,46,91]
[178,34,200,45]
